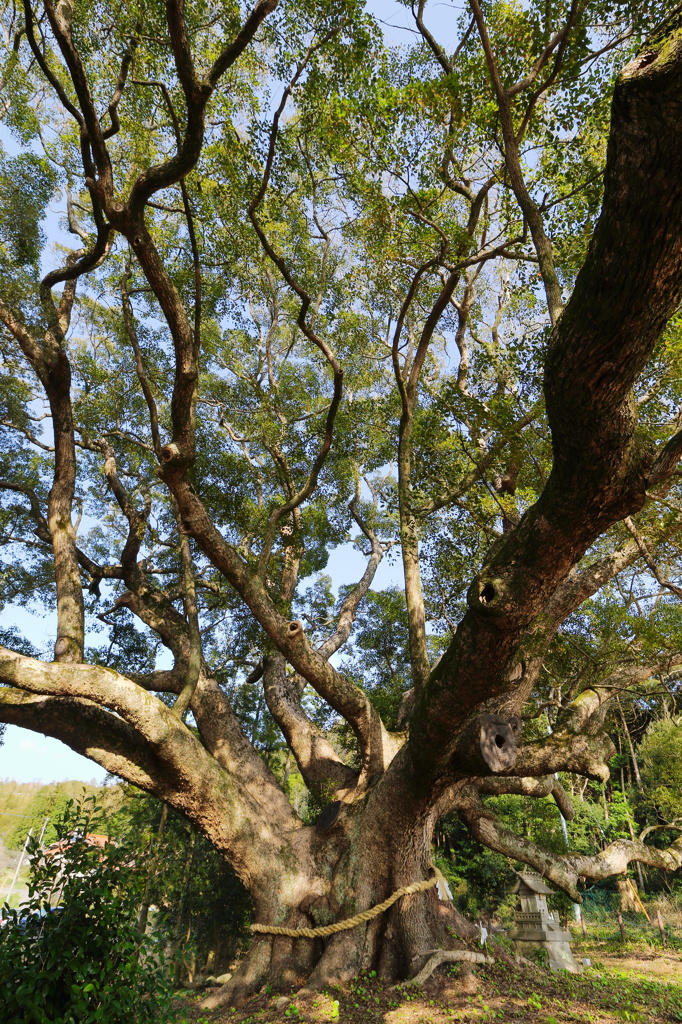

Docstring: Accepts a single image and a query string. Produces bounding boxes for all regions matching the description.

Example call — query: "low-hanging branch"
[457,785,682,901]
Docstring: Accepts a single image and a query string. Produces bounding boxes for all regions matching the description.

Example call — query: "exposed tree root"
[200,937,272,1010]
[393,949,493,989]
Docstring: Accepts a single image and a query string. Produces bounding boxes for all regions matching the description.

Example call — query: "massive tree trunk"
[4,0,682,1009]
[201,766,479,1006]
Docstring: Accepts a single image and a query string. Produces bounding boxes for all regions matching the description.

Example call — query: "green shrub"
[0,796,176,1024]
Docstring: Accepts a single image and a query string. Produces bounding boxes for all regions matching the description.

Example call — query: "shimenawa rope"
[250,870,443,939]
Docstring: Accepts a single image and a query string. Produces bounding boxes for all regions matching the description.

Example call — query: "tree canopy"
[3,0,682,1002]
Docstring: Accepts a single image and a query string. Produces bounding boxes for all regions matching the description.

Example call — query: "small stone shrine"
[509,872,581,973]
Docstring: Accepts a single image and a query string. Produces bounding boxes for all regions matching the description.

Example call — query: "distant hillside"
[0,779,121,849]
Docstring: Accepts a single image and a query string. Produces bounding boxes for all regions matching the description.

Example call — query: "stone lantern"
[509,872,581,973]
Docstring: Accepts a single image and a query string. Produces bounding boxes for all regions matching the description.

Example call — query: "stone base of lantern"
[512,937,582,973]
[510,916,582,973]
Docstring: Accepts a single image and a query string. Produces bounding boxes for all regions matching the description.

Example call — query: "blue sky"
[0,0,458,784]
[0,607,109,783]
[0,721,107,785]
[1,546,402,784]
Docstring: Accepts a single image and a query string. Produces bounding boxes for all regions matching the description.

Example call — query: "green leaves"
[637,719,682,826]
[0,152,56,270]
[2,2,682,874]
[0,796,176,1024]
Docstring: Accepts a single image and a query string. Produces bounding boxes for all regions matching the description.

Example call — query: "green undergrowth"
[476,959,682,1022]
[173,948,682,1024]
[570,919,682,955]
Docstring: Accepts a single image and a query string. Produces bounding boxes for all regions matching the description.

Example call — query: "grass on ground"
[172,932,682,1024]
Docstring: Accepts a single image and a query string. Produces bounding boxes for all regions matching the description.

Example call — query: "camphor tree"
[4,0,682,1005]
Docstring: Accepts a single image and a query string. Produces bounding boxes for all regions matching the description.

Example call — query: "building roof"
[511,872,554,896]
[44,832,112,857]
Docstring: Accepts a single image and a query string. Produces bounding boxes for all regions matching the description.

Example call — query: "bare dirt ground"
[596,950,682,984]
[173,944,682,1024]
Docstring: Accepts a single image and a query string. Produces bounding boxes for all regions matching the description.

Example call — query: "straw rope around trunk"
[250,872,441,939]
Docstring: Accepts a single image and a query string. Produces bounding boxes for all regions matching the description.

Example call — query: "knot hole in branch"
[160,443,182,463]
[636,50,658,69]
[287,620,303,638]
[479,714,521,773]
[450,714,521,775]
[468,576,507,616]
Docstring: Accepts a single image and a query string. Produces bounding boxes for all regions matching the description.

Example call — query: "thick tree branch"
[0,680,298,886]
[42,0,111,181]
[102,39,137,140]
[97,438,150,573]
[509,732,615,784]
[126,0,278,215]
[648,423,682,486]
[0,688,159,789]
[468,0,564,323]
[458,786,682,901]
[0,649,297,827]
[167,473,389,781]
[544,539,644,627]
[190,670,304,821]
[121,641,300,818]
[414,2,475,75]
[501,661,682,783]
[22,0,85,130]
[262,654,357,802]
[41,223,113,289]
[408,19,682,788]
[171,520,202,719]
[0,293,84,663]
[478,774,574,821]
[0,645,193,742]
[106,579,325,814]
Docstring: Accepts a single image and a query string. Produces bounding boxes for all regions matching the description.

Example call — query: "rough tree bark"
[3,0,682,1009]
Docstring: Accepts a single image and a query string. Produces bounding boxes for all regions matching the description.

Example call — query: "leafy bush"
[638,718,682,826]
[107,787,252,979]
[0,796,176,1024]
